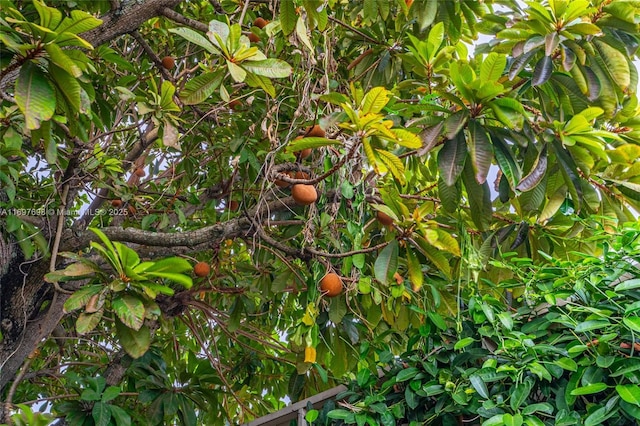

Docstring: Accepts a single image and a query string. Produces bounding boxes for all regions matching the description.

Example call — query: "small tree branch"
[161,8,208,32]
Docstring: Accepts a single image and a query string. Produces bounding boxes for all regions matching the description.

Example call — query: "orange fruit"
[248,33,260,43]
[294,171,310,179]
[194,262,211,277]
[161,56,175,70]
[111,199,123,208]
[127,205,137,216]
[229,99,242,110]
[376,211,394,226]
[134,168,145,177]
[299,148,312,159]
[305,124,325,138]
[320,273,342,297]
[254,17,269,29]
[291,184,317,205]
[229,200,239,211]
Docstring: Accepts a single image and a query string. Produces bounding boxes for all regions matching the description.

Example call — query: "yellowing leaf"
[361,87,390,114]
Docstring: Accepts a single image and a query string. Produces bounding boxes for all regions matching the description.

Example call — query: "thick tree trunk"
[0,0,185,397]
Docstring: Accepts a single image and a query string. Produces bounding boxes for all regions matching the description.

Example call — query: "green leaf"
[467,120,493,184]
[286,137,341,153]
[280,0,297,36]
[49,63,81,113]
[92,402,111,426]
[361,87,389,114]
[438,132,467,186]
[570,383,607,395]
[115,320,151,359]
[614,279,640,292]
[553,140,583,212]
[623,316,640,333]
[76,310,103,335]
[55,10,102,35]
[169,27,219,54]
[517,145,547,192]
[617,385,640,406]
[454,337,474,350]
[375,149,406,185]
[144,272,193,289]
[511,379,533,410]
[144,257,192,274]
[414,238,451,279]
[462,160,492,231]
[15,62,56,130]
[327,409,353,420]
[405,247,423,291]
[391,128,422,149]
[532,55,553,87]
[109,405,131,426]
[575,319,610,333]
[241,59,292,78]
[62,287,103,314]
[44,44,81,77]
[481,53,506,82]
[438,177,460,213]
[179,72,223,105]
[444,110,469,139]
[594,40,630,90]
[112,294,145,331]
[33,0,62,29]
[374,240,398,284]
[396,367,419,382]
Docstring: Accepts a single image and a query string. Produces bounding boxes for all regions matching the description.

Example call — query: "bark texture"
[0,0,185,397]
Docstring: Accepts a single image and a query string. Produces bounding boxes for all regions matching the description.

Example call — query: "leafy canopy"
[0,0,639,424]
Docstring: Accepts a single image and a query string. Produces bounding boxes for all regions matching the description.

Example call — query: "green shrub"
[315,224,640,426]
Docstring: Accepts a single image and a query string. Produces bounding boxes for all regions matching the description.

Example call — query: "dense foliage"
[0,0,639,425]
[316,224,640,426]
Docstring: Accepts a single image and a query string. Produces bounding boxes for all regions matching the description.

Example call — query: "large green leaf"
[63,285,103,313]
[115,320,151,359]
[617,385,640,407]
[374,240,398,284]
[361,87,389,114]
[76,310,103,335]
[480,52,506,82]
[594,40,630,90]
[49,63,81,113]
[375,149,406,185]
[15,62,56,130]
[532,55,553,87]
[517,145,547,192]
[552,140,583,212]
[55,10,102,35]
[280,0,297,35]
[242,59,292,78]
[438,132,467,186]
[179,71,223,105]
[438,177,460,213]
[112,294,145,331]
[168,27,219,54]
[462,160,492,231]
[467,120,493,184]
[44,43,81,77]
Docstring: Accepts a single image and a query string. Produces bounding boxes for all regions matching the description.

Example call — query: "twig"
[4,356,35,426]
[303,240,392,259]
[328,16,383,45]
[238,0,251,27]
[131,31,173,81]
[161,8,208,32]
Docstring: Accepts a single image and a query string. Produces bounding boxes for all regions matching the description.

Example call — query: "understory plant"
[312,222,640,426]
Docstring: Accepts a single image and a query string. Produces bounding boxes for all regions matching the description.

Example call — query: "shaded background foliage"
[0,0,639,424]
